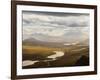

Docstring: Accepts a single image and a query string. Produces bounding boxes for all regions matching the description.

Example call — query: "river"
[22,51,65,67]
[47,51,64,59]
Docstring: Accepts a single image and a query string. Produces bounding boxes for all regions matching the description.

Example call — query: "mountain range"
[23,38,89,48]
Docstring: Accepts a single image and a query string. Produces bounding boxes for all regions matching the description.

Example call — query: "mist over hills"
[23,37,89,48]
[23,38,64,47]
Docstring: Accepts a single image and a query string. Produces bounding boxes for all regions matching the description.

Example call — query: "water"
[22,60,39,67]
[22,51,65,67]
[47,51,64,59]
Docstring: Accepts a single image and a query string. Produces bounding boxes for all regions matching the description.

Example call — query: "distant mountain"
[23,38,66,48]
[23,38,89,47]
[76,39,89,46]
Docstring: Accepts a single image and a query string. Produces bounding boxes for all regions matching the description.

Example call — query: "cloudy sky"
[22,11,90,43]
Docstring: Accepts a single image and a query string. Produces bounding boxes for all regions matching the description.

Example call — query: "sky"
[22,11,90,43]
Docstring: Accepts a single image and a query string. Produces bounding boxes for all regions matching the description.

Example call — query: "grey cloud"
[23,11,89,28]
[22,11,89,42]
[23,11,89,17]
[68,21,89,27]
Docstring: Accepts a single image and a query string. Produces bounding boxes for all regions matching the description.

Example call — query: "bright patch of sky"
[22,11,89,42]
